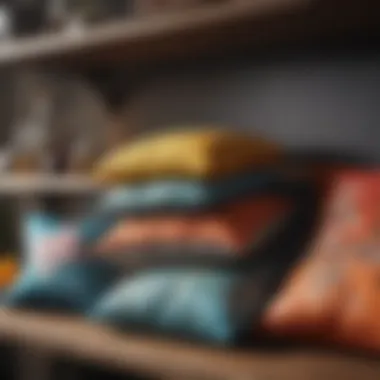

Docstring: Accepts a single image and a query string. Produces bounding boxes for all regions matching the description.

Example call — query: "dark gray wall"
[133,49,380,159]
[0,69,13,142]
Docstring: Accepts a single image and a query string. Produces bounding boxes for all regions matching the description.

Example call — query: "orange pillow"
[0,256,19,289]
[96,196,290,256]
[263,171,380,353]
[331,259,380,352]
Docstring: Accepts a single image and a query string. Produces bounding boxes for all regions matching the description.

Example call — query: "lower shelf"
[0,310,379,380]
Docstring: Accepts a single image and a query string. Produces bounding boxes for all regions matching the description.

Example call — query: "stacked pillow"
[89,198,316,345]
[6,127,317,346]
[84,128,292,262]
[263,171,380,354]
[84,128,316,344]
[4,211,92,311]
[93,128,281,184]
[91,268,243,344]
[5,257,123,314]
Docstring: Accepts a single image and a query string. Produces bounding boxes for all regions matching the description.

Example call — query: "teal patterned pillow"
[80,171,282,244]
[89,268,246,344]
[5,257,123,314]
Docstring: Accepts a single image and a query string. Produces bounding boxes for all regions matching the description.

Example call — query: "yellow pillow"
[94,128,281,184]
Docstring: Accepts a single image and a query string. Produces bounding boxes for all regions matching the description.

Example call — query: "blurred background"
[0,0,377,254]
[0,1,379,379]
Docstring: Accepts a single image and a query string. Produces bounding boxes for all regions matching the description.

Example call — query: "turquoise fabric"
[22,211,65,275]
[5,257,123,314]
[89,268,241,344]
[80,171,282,244]
[20,210,82,283]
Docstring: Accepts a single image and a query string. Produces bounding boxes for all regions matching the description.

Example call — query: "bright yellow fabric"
[94,128,281,184]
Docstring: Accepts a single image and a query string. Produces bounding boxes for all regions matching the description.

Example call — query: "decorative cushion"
[12,211,83,310]
[89,190,317,345]
[0,257,19,290]
[21,211,80,277]
[5,257,123,314]
[97,172,282,213]
[80,171,285,244]
[93,129,281,184]
[263,171,380,354]
[95,196,290,257]
[90,268,245,344]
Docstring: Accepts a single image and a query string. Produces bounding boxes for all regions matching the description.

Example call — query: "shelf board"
[0,0,360,68]
[0,0,305,67]
[0,310,379,380]
[0,175,103,196]
[0,0,377,68]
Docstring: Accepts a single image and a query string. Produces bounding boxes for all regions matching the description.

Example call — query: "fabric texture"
[12,211,83,310]
[89,191,317,346]
[0,257,19,289]
[89,181,314,272]
[90,268,240,344]
[93,129,281,184]
[80,171,285,244]
[93,244,236,271]
[96,196,290,254]
[21,211,80,277]
[96,172,282,213]
[5,257,123,314]
[263,171,380,354]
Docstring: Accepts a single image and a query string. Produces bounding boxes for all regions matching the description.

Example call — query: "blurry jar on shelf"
[51,0,135,29]
[69,136,101,174]
[0,4,13,39]
[100,93,147,157]
[5,0,136,37]
[49,72,109,174]
[10,0,50,36]
[9,71,53,173]
[46,0,72,32]
[6,69,109,175]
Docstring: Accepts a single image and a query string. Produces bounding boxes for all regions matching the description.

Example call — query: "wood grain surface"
[0,310,379,380]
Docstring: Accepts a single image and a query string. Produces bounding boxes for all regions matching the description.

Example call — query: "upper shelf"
[0,0,304,67]
[0,0,378,68]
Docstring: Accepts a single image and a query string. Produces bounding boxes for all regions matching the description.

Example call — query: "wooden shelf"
[0,0,306,67]
[0,310,379,380]
[0,175,103,196]
[0,0,378,68]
